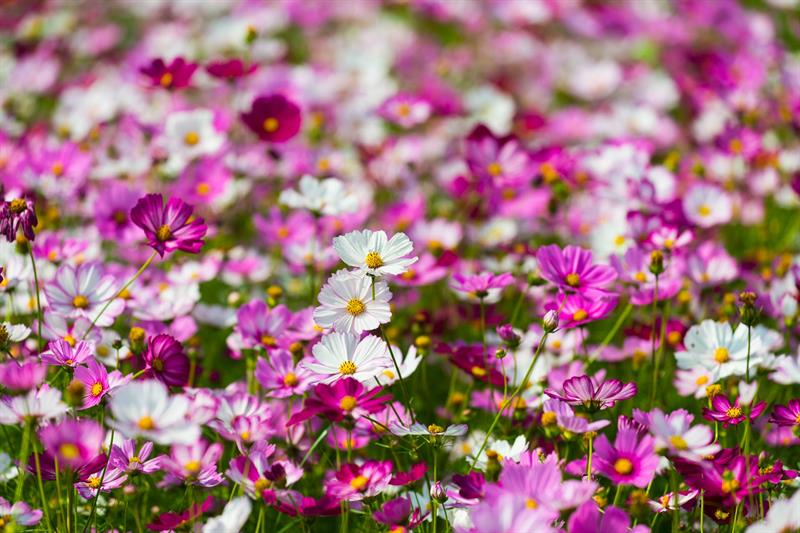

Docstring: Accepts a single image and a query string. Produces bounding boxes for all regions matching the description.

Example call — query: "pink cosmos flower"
[109,439,163,474]
[141,334,190,387]
[378,93,433,128]
[550,293,618,328]
[465,124,534,189]
[610,246,682,306]
[568,500,648,533]
[593,428,659,488]
[75,466,128,499]
[0,497,42,527]
[227,300,292,355]
[769,399,800,428]
[241,94,302,143]
[225,442,302,500]
[73,359,130,409]
[40,339,93,368]
[545,374,637,411]
[536,245,617,297]
[287,377,389,426]
[541,399,610,434]
[451,271,514,302]
[325,460,393,501]
[0,196,37,242]
[703,395,767,427]
[161,439,224,487]
[44,263,123,327]
[255,349,314,398]
[39,419,105,471]
[647,226,693,253]
[373,497,426,531]
[130,193,207,257]
[0,358,47,391]
[140,57,197,89]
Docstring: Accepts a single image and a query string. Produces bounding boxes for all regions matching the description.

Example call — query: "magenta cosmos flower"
[545,374,637,411]
[241,94,302,143]
[73,359,129,409]
[206,58,258,80]
[39,418,105,470]
[287,377,389,426]
[0,196,37,242]
[325,460,393,501]
[551,293,618,328]
[141,334,190,387]
[770,399,800,428]
[451,271,514,303]
[593,428,659,488]
[465,124,533,189]
[130,193,207,257]
[40,339,93,368]
[140,57,197,89]
[703,395,767,427]
[536,244,617,297]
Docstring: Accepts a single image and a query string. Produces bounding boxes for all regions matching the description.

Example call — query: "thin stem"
[380,324,415,423]
[589,301,633,361]
[83,250,158,339]
[649,275,660,408]
[468,332,549,472]
[14,419,32,502]
[33,445,52,531]
[479,297,486,357]
[508,284,529,326]
[586,433,594,480]
[82,429,115,533]
[28,248,43,351]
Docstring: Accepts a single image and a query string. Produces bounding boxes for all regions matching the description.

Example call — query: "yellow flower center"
[254,478,271,495]
[427,424,444,434]
[184,460,201,473]
[614,458,633,475]
[486,162,503,176]
[152,358,164,372]
[541,411,557,426]
[9,198,27,214]
[706,384,722,398]
[664,238,675,249]
[160,72,173,87]
[349,475,368,490]
[184,131,199,146]
[263,117,279,132]
[471,366,487,377]
[565,273,580,287]
[667,331,681,345]
[540,162,558,182]
[726,407,742,418]
[87,475,102,489]
[669,435,688,450]
[91,382,104,397]
[634,271,647,283]
[240,431,251,441]
[51,162,64,176]
[339,395,357,411]
[138,416,155,430]
[196,182,210,196]
[525,498,538,509]
[339,361,357,375]
[260,334,276,347]
[156,224,172,241]
[346,298,366,316]
[572,309,588,322]
[283,372,298,386]
[59,443,80,460]
[395,103,411,117]
[698,204,712,217]
[72,295,89,309]
[713,347,730,363]
[130,456,141,464]
[695,375,709,386]
[364,251,384,269]
[721,479,739,493]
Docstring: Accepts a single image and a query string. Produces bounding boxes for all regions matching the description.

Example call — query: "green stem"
[82,429,115,533]
[83,250,158,339]
[33,443,52,531]
[28,248,43,351]
[468,332,549,472]
[589,301,633,360]
[508,284,529,326]
[380,324,415,423]
[649,275,660,408]
[586,433,594,480]
[14,419,32,502]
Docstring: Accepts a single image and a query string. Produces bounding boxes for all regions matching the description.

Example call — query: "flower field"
[2,1,800,532]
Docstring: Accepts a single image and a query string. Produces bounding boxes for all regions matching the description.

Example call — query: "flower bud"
[496,324,520,349]
[649,250,665,276]
[415,335,431,349]
[542,310,559,333]
[738,291,760,326]
[495,348,507,360]
[431,481,448,503]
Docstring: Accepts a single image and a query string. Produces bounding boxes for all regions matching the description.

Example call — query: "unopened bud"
[495,348,507,360]
[496,324,520,349]
[649,250,665,276]
[129,327,146,344]
[431,481,448,503]
[267,285,283,299]
[543,310,559,333]
[738,291,760,326]
[415,335,431,349]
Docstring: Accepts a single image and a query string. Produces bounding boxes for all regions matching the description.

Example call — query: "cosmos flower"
[0,385,68,425]
[303,332,391,384]
[108,380,200,445]
[0,196,37,242]
[769,400,800,428]
[241,94,302,143]
[40,339,94,368]
[536,245,617,297]
[648,408,720,460]
[325,461,393,501]
[451,271,514,303]
[225,442,302,500]
[130,193,207,257]
[373,497,426,532]
[255,349,315,398]
[205,58,258,80]
[683,183,733,228]
[551,293,618,328]
[75,466,128,499]
[333,229,418,277]
[109,439,163,474]
[0,358,47,391]
[545,375,637,411]
[161,439,224,487]
[227,300,292,354]
[313,270,392,334]
[675,319,765,379]
[0,497,42,528]
[390,422,467,438]
[73,359,130,409]
[287,377,389,426]
[140,57,197,89]
[593,428,659,488]
[278,175,359,216]
[163,109,225,165]
[44,262,123,327]
[0,321,30,351]
[703,395,767,427]
[378,94,432,128]
[39,418,105,471]
[540,399,610,434]
[141,334,190,387]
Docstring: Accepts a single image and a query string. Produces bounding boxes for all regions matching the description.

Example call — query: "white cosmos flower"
[0,322,30,348]
[746,487,800,533]
[333,229,418,277]
[163,109,225,171]
[649,409,720,461]
[109,380,200,445]
[203,496,252,533]
[375,345,423,386]
[470,435,528,470]
[0,385,67,424]
[313,270,392,334]
[675,319,765,379]
[390,422,467,438]
[770,347,800,384]
[302,332,391,384]
[279,175,359,216]
[682,183,733,228]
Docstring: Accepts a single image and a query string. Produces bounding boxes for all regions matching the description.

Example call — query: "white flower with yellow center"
[333,229,418,278]
[163,109,225,171]
[682,183,733,228]
[675,319,765,379]
[313,270,392,334]
[302,332,391,384]
[279,175,359,216]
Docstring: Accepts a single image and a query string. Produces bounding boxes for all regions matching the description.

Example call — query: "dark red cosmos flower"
[147,496,214,531]
[205,58,258,80]
[130,193,207,257]
[142,334,190,387]
[0,196,37,242]
[241,94,302,143]
[286,377,388,426]
[272,493,341,517]
[140,57,197,89]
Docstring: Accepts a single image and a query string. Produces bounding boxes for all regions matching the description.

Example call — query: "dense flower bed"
[1,1,800,532]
